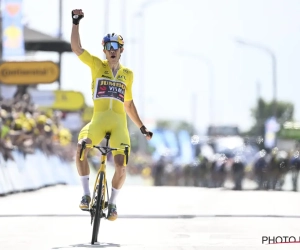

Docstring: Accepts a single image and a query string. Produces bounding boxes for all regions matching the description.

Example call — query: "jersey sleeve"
[78,49,103,80]
[125,71,133,101]
[78,49,95,68]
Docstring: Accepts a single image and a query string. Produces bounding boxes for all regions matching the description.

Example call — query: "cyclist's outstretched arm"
[124,100,153,140]
[71,9,84,56]
[124,100,143,128]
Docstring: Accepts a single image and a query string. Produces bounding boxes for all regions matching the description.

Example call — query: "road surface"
[0,182,300,249]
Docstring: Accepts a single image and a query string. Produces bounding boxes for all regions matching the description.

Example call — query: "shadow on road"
[221,187,296,192]
[1,214,300,218]
[52,242,120,248]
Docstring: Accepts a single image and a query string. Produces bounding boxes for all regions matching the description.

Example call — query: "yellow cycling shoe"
[79,195,91,211]
[107,204,118,221]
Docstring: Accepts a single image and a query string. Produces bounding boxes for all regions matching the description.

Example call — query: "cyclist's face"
[103,46,123,63]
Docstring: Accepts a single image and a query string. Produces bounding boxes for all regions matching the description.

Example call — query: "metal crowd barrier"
[0,149,78,196]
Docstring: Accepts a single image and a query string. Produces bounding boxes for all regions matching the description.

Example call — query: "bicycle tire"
[91,172,105,244]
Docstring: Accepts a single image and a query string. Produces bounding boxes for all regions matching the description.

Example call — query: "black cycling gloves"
[140,125,153,138]
[72,11,84,25]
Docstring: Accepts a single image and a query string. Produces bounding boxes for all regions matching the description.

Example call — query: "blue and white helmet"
[102,33,124,48]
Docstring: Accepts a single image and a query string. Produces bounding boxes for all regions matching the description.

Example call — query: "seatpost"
[105,133,110,147]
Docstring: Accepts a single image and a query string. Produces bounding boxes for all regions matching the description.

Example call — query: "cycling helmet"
[102,33,124,49]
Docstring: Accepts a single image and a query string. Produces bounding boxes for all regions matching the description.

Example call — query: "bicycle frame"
[79,133,129,216]
[90,143,110,218]
[79,133,129,244]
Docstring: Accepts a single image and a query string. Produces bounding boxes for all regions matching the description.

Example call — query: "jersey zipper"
[109,66,121,110]
[109,70,114,110]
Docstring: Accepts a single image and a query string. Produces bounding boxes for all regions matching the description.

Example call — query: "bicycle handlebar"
[79,142,130,165]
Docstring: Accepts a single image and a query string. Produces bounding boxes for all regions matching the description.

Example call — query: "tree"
[248,98,294,136]
[156,120,195,135]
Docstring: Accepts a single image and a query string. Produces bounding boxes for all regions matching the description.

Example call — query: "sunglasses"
[104,42,120,50]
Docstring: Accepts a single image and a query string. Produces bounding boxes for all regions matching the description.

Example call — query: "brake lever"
[124,146,129,165]
[79,141,86,160]
[120,143,130,165]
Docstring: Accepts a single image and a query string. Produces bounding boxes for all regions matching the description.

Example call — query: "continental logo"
[0,61,59,85]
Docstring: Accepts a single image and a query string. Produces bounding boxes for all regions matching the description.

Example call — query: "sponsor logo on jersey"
[94,78,126,102]
[117,75,126,80]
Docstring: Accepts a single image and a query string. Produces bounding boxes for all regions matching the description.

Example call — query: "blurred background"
[1,0,300,194]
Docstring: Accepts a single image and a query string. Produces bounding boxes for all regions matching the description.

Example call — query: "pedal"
[81,208,90,212]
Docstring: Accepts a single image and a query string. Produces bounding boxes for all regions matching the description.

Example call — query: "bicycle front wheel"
[91,172,105,244]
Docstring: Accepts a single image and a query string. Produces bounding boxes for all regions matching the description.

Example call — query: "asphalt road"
[1,182,300,250]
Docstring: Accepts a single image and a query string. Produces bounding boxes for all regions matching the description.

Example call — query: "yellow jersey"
[78,50,134,114]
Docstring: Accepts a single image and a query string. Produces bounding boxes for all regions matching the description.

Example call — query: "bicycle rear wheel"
[91,172,105,244]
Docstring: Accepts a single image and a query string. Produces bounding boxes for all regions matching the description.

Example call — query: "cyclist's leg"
[76,137,92,210]
[111,126,131,188]
[76,138,92,177]
[107,120,130,220]
[77,121,105,210]
[112,154,127,188]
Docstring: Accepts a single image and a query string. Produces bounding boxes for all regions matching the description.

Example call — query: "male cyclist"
[71,9,153,221]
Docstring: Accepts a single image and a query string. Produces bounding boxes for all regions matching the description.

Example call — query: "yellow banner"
[31,90,85,111]
[52,91,85,111]
[82,106,94,122]
[0,61,59,84]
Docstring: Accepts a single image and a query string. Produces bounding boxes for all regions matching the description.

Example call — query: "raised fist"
[72,9,84,25]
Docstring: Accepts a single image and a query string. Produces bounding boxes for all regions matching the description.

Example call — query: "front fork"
[90,176,106,224]
[90,155,110,224]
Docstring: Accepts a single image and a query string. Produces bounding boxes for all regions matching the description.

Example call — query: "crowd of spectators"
[0,91,75,163]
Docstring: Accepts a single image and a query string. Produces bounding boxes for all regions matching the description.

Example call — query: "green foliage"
[248,98,294,136]
[250,98,293,123]
[156,119,195,135]
[279,128,300,140]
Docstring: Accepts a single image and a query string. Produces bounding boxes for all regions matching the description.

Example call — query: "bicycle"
[79,132,129,245]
